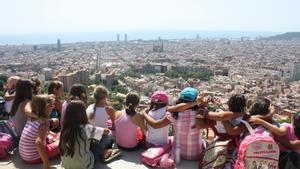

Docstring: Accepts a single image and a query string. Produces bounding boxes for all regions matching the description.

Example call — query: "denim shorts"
[90,135,113,162]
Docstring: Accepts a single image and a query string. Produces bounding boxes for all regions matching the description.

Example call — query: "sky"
[0,0,300,34]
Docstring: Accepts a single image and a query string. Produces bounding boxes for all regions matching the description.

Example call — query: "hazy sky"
[1,0,300,34]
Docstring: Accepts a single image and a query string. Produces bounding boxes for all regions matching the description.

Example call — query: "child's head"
[31,77,43,95]
[150,91,168,111]
[60,100,88,157]
[93,85,108,105]
[7,76,20,90]
[293,113,300,139]
[69,84,87,105]
[179,87,198,102]
[125,92,140,116]
[227,94,246,113]
[31,94,55,119]
[10,79,33,116]
[48,81,64,97]
[249,98,271,116]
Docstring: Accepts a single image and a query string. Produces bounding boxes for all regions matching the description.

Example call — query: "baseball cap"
[179,87,199,102]
[151,91,169,104]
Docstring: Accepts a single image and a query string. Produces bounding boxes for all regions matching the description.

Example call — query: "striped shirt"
[19,119,47,161]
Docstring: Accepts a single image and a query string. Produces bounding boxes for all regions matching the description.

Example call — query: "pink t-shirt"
[279,123,300,154]
[115,110,139,148]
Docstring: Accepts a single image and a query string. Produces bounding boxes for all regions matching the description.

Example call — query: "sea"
[0,30,281,45]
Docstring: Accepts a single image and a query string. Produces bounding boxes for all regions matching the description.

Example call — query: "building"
[117,34,120,42]
[124,34,127,42]
[292,62,300,81]
[57,39,61,52]
[58,69,89,92]
[153,40,164,52]
[42,68,54,81]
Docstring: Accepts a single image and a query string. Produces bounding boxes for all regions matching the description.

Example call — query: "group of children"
[1,75,300,169]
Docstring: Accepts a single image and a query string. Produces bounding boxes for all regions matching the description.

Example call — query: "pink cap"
[151,91,168,104]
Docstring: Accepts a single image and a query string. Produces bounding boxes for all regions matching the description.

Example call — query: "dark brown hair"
[48,81,63,94]
[10,79,33,116]
[125,92,140,116]
[59,100,88,157]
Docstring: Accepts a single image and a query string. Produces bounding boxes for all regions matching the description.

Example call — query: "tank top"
[86,104,109,128]
[115,110,139,148]
[9,105,28,137]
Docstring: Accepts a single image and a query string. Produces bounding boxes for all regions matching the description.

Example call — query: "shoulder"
[86,104,94,112]
[105,106,116,114]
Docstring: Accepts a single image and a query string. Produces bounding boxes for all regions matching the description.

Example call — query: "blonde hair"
[31,94,55,119]
[93,85,109,101]
[89,85,109,120]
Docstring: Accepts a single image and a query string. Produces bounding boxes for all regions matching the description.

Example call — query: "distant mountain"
[264,32,300,40]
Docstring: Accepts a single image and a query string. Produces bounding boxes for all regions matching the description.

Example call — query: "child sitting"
[276,113,300,154]
[146,91,169,147]
[114,92,146,150]
[60,100,117,169]
[19,95,60,169]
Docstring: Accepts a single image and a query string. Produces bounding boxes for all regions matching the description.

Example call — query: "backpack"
[141,137,175,168]
[0,121,18,149]
[199,140,231,169]
[235,120,280,169]
[0,132,13,158]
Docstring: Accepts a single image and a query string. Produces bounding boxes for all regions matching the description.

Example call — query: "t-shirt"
[4,90,15,113]
[215,116,243,134]
[19,119,47,161]
[146,107,169,146]
[61,124,104,169]
[86,104,109,128]
[278,123,300,154]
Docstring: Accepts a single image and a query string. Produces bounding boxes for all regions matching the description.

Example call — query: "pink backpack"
[0,132,13,158]
[235,120,280,169]
[141,137,174,168]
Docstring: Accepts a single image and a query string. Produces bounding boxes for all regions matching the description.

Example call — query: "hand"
[196,114,204,119]
[103,128,110,135]
[249,116,263,125]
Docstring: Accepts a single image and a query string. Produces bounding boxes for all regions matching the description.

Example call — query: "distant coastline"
[0,30,280,45]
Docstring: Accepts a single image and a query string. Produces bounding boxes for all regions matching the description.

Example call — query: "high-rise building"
[57,39,61,51]
[124,34,127,42]
[117,34,120,42]
[292,62,300,81]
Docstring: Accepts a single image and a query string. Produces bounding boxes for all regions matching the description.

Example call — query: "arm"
[36,123,50,169]
[276,135,300,150]
[249,117,287,136]
[207,111,243,121]
[143,112,171,129]
[167,94,211,113]
[167,102,199,113]
[105,106,116,124]
[136,114,147,136]
[222,121,247,136]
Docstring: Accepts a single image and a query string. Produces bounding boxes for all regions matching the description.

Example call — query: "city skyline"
[1,0,300,35]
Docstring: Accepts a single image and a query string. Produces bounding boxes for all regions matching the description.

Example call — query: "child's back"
[147,107,169,146]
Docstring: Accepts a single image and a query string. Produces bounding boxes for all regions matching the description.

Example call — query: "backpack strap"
[240,120,254,135]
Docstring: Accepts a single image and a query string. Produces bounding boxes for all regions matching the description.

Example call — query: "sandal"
[102,149,121,163]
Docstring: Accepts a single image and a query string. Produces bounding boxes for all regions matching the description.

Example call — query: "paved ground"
[0,149,198,169]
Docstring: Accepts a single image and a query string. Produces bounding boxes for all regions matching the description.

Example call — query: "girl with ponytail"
[114,92,146,150]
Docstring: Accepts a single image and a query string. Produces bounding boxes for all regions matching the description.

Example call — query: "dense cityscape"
[1,34,300,120]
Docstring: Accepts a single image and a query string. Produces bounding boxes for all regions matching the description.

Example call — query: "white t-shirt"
[146,107,169,146]
[86,104,110,128]
[215,116,243,134]
[4,91,16,113]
